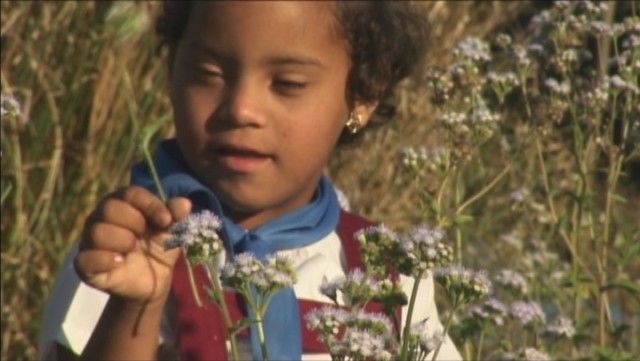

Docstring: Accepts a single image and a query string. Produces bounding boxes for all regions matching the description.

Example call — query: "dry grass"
[2,1,637,360]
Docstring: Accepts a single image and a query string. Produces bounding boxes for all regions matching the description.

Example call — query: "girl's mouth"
[215,146,272,173]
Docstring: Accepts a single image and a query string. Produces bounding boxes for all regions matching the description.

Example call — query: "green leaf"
[600,279,640,304]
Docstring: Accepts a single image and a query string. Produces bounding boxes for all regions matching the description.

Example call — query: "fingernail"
[114,254,124,263]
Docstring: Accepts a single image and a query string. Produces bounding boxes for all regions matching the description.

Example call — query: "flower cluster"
[495,269,529,295]
[544,315,575,339]
[167,210,223,264]
[320,269,384,308]
[510,300,546,327]
[355,225,401,278]
[305,307,396,361]
[1,94,22,119]
[399,146,450,174]
[467,297,509,326]
[400,227,453,277]
[221,253,296,295]
[434,266,492,304]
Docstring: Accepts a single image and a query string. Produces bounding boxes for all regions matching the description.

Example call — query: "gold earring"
[345,111,362,134]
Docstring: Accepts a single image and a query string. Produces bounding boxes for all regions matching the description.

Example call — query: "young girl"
[39,2,462,360]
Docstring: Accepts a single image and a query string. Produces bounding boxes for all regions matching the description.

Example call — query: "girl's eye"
[273,79,307,92]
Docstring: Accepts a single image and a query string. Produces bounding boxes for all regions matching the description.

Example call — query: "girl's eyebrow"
[186,41,325,69]
[264,55,327,69]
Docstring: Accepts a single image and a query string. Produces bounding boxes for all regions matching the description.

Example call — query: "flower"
[509,187,529,203]
[400,227,453,277]
[468,297,509,326]
[410,319,445,354]
[354,225,402,278]
[167,210,223,264]
[221,253,296,294]
[342,328,393,360]
[348,310,394,337]
[544,315,575,338]
[510,300,546,326]
[453,37,492,63]
[519,347,552,361]
[1,94,22,119]
[305,306,350,337]
[495,269,529,295]
[544,78,571,95]
[435,266,492,303]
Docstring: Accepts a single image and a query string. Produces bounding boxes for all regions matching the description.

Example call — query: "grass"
[1,1,638,360]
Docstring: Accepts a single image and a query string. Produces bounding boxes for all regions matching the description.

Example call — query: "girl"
[39,2,462,360]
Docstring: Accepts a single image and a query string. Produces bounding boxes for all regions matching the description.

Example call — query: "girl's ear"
[353,101,379,128]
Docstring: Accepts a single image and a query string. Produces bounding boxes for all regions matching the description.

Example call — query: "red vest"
[171,210,400,360]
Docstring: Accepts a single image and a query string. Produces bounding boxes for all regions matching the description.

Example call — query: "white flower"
[510,300,546,326]
[167,210,223,263]
[545,315,575,338]
[1,94,22,119]
[454,37,492,62]
[495,269,529,294]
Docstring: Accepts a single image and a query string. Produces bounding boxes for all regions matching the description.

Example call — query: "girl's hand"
[74,186,192,304]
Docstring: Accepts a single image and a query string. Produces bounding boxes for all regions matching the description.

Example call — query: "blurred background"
[1,1,638,360]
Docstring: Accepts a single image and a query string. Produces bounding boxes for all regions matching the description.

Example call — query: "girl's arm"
[81,296,167,361]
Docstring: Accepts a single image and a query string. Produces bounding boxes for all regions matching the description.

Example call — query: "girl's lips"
[215,147,272,173]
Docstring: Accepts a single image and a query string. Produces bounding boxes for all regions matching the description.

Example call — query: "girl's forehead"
[187,2,342,46]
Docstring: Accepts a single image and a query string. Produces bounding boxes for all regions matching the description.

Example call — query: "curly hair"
[155,1,428,124]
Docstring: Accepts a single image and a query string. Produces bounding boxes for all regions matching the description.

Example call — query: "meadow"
[1,1,638,360]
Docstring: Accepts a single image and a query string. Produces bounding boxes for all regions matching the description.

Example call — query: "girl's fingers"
[87,222,137,253]
[100,198,148,237]
[74,249,123,282]
[121,186,172,229]
[167,197,192,222]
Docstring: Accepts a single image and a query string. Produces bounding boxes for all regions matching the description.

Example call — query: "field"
[1,1,638,360]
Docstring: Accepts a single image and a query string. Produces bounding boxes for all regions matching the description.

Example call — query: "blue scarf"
[130,139,340,360]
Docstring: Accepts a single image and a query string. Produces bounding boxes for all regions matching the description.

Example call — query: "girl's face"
[170,2,373,229]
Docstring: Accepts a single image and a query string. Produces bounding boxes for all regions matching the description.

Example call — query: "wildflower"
[519,347,552,361]
[609,75,640,94]
[544,78,571,95]
[435,266,492,303]
[440,111,467,126]
[305,306,349,337]
[510,300,546,326]
[495,347,551,361]
[509,187,529,203]
[469,297,509,326]
[513,45,532,68]
[342,328,392,360]
[453,37,492,63]
[495,269,529,295]
[333,269,382,307]
[590,21,615,36]
[355,224,402,278]
[167,210,223,264]
[258,255,296,293]
[400,227,453,277]
[545,315,575,338]
[348,310,394,337]
[494,33,512,48]
[410,320,445,355]
[1,94,22,119]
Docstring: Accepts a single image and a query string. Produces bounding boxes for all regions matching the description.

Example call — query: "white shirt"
[39,231,462,360]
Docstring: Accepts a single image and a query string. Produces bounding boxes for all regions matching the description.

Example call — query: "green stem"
[475,329,485,361]
[206,267,240,361]
[400,272,425,360]
[431,299,457,361]
[142,146,167,202]
[256,315,269,361]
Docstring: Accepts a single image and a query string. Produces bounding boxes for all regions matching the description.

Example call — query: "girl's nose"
[224,78,267,127]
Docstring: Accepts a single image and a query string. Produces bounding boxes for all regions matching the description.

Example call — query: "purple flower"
[435,266,492,302]
[545,315,575,338]
[495,269,529,294]
[167,210,223,263]
[510,300,546,326]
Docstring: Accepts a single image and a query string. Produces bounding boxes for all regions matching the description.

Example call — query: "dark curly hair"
[155,1,428,132]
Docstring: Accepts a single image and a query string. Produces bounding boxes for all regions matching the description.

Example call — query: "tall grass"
[1,1,637,360]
